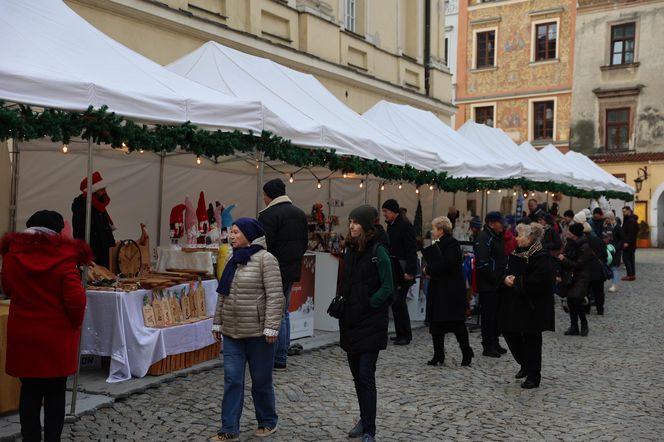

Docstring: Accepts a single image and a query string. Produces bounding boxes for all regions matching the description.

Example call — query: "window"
[345,0,356,33]
[611,23,635,65]
[533,101,554,140]
[606,108,630,151]
[535,22,557,61]
[476,31,495,68]
[475,106,494,127]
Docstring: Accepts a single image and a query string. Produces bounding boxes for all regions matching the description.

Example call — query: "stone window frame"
[530,17,559,63]
[471,102,496,127]
[472,26,498,70]
[597,97,638,153]
[605,108,631,152]
[604,17,640,68]
[528,97,557,142]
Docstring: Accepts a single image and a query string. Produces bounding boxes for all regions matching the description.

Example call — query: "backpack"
[370,242,400,306]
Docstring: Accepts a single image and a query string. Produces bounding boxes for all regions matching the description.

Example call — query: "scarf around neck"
[82,191,114,225]
[512,240,543,261]
[217,244,263,296]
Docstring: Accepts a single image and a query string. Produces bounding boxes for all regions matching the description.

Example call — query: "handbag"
[326,295,346,319]
[601,262,613,281]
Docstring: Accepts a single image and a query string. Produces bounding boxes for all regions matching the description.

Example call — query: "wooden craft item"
[152,291,166,327]
[196,279,207,317]
[87,262,116,283]
[165,267,210,276]
[142,294,157,327]
[181,286,192,321]
[160,290,173,326]
[116,239,142,277]
[169,291,183,324]
[188,282,199,318]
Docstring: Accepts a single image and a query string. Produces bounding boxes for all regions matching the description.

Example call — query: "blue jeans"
[274,283,293,366]
[220,336,277,435]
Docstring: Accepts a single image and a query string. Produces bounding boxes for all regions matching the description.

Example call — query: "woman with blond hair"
[423,216,473,367]
[499,222,554,389]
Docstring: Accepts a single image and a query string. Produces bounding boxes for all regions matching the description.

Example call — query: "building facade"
[571,0,664,246]
[444,0,460,126]
[64,0,454,119]
[455,0,575,149]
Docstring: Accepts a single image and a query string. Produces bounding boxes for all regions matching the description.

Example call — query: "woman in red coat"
[1,210,91,442]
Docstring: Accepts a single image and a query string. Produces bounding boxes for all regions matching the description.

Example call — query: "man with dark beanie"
[258,178,308,369]
[474,211,508,357]
[381,198,417,345]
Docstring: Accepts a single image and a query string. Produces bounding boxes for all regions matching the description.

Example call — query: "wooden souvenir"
[152,291,166,327]
[181,285,192,321]
[160,290,173,326]
[142,294,157,327]
[196,279,207,317]
[170,291,183,324]
[188,282,199,318]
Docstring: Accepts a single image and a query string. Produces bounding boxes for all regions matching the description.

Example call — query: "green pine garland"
[0,102,633,201]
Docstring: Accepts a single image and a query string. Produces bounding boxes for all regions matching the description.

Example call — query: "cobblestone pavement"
[61,251,664,441]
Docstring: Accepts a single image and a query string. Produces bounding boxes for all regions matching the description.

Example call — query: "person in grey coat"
[211,218,284,442]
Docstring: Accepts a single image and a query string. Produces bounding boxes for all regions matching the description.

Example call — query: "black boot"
[515,366,527,379]
[461,348,474,366]
[580,323,589,336]
[428,334,444,366]
[564,327,580,336]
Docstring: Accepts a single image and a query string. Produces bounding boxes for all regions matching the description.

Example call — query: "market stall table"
[81,279,218,383]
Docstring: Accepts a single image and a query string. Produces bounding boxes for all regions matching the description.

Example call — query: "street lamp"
[634,166,648,193]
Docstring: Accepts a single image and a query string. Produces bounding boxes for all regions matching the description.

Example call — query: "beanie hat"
[469,216,482,229]
[349,205,376,232]
[569,223,584,237]
[381,198,400,214]
[233,217,265,243]
[485,211,504,224]
[26,210,65,234]
[583,222,592,233]
[80,171,104,193]
[263,179,286,200]
[573,211,587,224]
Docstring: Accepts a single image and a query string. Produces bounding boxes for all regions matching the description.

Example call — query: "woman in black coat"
[558,223,593,337]
[499,223,554,389]
[338,206,394,442]
[423,216,473,367]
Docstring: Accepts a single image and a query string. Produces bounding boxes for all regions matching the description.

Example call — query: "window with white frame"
[534,21,557,61]
[475,30,495,68]
[474,106,494,127]
[533,100,555,140]
[345,0,356,33]
[610,22,636,65]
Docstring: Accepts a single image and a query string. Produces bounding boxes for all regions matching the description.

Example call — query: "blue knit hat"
[233,217,265,242]
[485,211,504,224]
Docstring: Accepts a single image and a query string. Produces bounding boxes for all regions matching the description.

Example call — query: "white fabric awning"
[519,142,593,190]
[0,0,264,131]
[362,101,521,179]
[166,42,442,169]
[564,150,634,194]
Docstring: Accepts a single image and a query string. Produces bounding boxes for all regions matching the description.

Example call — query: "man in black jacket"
[474,211,507,357]
[258,178,308,369]
[382,199,417,345]
[621,206,638,281]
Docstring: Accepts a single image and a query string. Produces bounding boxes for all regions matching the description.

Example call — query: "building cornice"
[66,0,456,115]
[590,151,664,163]
[577,0,664,14]
[456,88,572,104]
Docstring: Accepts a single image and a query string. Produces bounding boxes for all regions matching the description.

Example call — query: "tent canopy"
[0,0,264,131]
[565,150,634,193]
[519,141,593,190]
[166,42,442,170]
[362,101,521,179]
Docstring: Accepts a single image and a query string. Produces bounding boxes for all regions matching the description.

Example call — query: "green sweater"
[370,245,395,308]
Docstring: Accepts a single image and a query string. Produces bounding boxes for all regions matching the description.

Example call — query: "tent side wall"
[0,141,11,236]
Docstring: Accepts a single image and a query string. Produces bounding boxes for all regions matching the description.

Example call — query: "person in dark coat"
[258,178,308,370]
[499,222,554,389]
[71,170,115,268]
[339,206,394,442]
[558,223,593,336]
[590,208,605,239]
[423,217,473,367]
[473,211,508,357]
[606,212,624,293]
[1,210,92,442]
[536,213,562,254]
[621,206,638,281]
[585,222,608,315]
[381,198,417,345]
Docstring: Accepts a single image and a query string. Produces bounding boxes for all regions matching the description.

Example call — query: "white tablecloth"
[155,247,214,274]
[81,279,218,383]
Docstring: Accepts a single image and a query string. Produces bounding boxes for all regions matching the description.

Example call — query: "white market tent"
[458,121,554,183]
[538,144,607,190]
[166,42,442,170]
[565,150,634,193]
[519,141,593,190]
[0,0,265,130]
[362,101,521,179]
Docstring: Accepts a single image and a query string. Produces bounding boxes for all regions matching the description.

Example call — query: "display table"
[0,300,21,414]
[312,252,341,332]
[81,279,218,383]
[155,246,214,274]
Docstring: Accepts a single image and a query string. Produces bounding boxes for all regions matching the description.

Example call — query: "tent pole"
[156,152,165,247]
[363,174,369,205]
[255,151,265,217]
[8,138,19,232]
[70,139,93,417]
[431,189,438,221]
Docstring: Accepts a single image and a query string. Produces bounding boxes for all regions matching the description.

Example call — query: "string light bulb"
[398,183,403,190]
[487,190,491,195]
[524,192,528,198]
[343,172,348,179]
[289,173,294,184]
[429,184,434,191]
[317,179,322,189]
[121,142,127,148]
[359,179,364,189]
[139,149,144,154]
[61,144,68,153]
[531,192,535,197]
[498,189,502,193]
[196,155,201,165]
[513,191,517,196]
[415,187,420,194]
[380,183,385,191]
[476,189,480,193]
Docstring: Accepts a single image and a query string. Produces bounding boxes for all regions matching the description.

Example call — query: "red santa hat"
[196,192,208,224]
[80,171,105,193]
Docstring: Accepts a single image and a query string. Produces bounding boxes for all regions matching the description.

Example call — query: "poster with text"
[289,254,315,339]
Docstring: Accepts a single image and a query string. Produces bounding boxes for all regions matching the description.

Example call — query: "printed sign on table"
[289,254,315,339]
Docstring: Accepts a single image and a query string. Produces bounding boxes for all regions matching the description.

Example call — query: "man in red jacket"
[1,210,91,442]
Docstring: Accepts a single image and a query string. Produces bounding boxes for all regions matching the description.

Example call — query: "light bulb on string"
[343,172,348,179]
[513,191,517,196]
[61,144,68,153]
[476,189,480,193]
[398,183,403,190]
[196,155,201,165]
[289,173,294,184]
[498,189,502,193]
[139,149,144,154]
[531,192,535,197]
[317,180,322,189]
[487,190,491,195]
[380,183,385,191]
[415,187,420,194]
[121,142,127,148]
[429,184,434,191]
[524,193,528,198]
[359,179,364,189]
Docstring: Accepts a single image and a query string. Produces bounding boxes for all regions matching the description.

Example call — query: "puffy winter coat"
[424,234,467,323]
[559,237,593,300]
[258,196,308,284]
[213,236,284,339]
[1,231,91,378]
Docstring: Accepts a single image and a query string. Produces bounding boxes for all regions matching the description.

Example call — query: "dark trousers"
[623,248,636,277]
[568,297,588,329]
[589,280,605,313]
[479,290,499,350]
[503,332,542,382]
[430,321,471,360]
[391,282,412,341]
[19,377,67,442]
[347,351,379,438]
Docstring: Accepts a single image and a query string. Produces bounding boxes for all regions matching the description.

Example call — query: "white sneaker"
[608,285,617,293]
